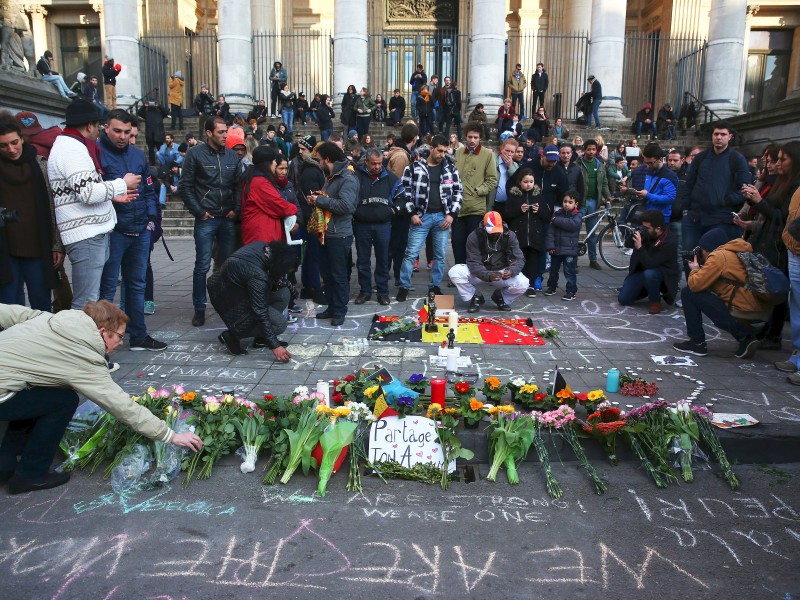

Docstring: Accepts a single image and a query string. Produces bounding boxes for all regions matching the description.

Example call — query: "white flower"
[293,385,309,396]
[510,377,526,388]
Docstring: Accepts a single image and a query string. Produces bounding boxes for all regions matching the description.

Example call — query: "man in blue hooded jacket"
[98,109,167,351]
[627,143,679,223]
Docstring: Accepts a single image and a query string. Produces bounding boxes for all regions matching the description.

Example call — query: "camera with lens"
[0,207,20,228]
[682,247,700,262]
[624,224,649,246]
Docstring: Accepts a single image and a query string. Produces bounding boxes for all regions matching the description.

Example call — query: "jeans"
[452,214,483,265]
[320,128,332,142]
[449,264,529,305]
[42,73,71,97]
[65,232,110,309]
[497,118,513,138]
[400,212,450,290]
[170,103,184,129]
[411,91,419,117]
[319,235,353,317]
[583,198,600,262]
[355,115,371,138]
[510,92,525,119]
[0,387,79,479]
[788,253,800,355]
[302,226,322,290]
[547,254,577,293]
[418,115,432,138]
[636,121,658,136]
[389,213,411,282]
[281,109,294,133]
[192,217,235,311]
[0,256,51,311]
[591,99,602,127]
[443,109,463,141]
[618,268,664,305]
[270,87,280,115]
[100,229,151,341]
[390,108,404,125]
[353,221,391,296]
[680,285,749,345]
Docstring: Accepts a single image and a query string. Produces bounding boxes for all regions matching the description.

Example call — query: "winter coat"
[624,227,680,304]
[295,154,326,220]
[546,207,583,256]
[248,103,268,122]
[207,242,289,349]
[503,185,552,251]
[0,304,173,443]
[642,164,679,222]
[193,92,215,115]
[279,90,296,112]
[555,160,585,202]
[316,101,335,129]
[241,174,298,244]
[688,238,770,313]
[455,145,497,217]
[354,165,405,224]
[316,160,358,239]
[386,145,414,180]
[526,161,570,210]
[276,178,303,226]
[508,71,527,94]
[409,70,428,91]
[137,103,168,143]
[102,61,119,86]
[340,92,357,126]
[415,90,432,118]
[168,76,184,105]
[354,94,376,117]
[577,157,611,203]
[548,124,570,140]
[213,101,231,123]
[465,224,525,281]
[388,96,406,119]
[179,142,242,218]
[590,79,602,102]
[683,146,751,227]
[402,155,463,218]
[98,133,157,235]
[532,71,549,93]
[634,108,655,125]
[783,187,800,256]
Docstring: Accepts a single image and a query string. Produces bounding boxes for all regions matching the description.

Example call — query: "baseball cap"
[14,111,43,134]
[483,211,503,235]
[544,145,559,161]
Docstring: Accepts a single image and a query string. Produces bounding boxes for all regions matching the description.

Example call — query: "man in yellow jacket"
[508,64,527,120]
[168,70,185,131]
[673,228,769,359]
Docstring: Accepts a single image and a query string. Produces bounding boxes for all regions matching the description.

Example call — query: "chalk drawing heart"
[416,451,423,457]
[427,455,431,459]
[432,448,438,452]
[392,444,398,448]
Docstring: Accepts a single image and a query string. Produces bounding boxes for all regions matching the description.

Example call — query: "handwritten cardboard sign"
[369,415,456,473]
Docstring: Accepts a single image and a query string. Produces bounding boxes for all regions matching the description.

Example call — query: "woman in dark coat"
[503,168,552,297]
[340,84,357,131]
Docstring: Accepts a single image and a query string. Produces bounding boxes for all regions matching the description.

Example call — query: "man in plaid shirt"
[396,134,463,301]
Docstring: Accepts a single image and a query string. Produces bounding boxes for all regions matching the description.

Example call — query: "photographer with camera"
[617,209,680,314]
[672,228,768,359]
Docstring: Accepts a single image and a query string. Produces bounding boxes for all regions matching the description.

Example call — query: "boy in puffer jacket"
[544,190,583,301]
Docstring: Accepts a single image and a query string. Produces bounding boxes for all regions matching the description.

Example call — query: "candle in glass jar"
[430,378,446,407]
[316,380,330,406]
[448,310,459,333]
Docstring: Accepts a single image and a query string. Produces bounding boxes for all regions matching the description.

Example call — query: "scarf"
[60,127,104,175]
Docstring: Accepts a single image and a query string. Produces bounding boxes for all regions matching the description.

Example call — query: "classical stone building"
[5,0,800,128]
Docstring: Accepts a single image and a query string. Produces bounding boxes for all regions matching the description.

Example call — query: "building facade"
[7,0,800,122]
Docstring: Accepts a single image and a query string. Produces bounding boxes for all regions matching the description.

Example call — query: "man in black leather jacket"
[208,241,298,359]
[178,116,242,326]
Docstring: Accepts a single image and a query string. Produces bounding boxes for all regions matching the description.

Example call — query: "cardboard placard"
[369,415,456,472]
[434,294,455,315]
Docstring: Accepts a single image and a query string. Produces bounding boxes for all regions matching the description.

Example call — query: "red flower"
[454,382,471,393]
[576,392,588,402]
[601,407,622,419]
[344,374,356,382]
[534,393,547,402]
[264,394,275,401]
[332,392,343,405]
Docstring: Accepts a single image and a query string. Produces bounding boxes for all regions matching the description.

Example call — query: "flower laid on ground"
[486,411,535,485]
[183,398,240,484]
[429,404,474,489]
[623,400,676,488]
[345,402,381,494]
[539,326,562,347]
[619,374,659,397]
[369,315,420,340]
[58,401,110,472]
[541,406,606,495]
[316,418,357,497]
[333,371,371,405]
[582,407,628,465]
[531,415,563,498]
[459,397,485,427]
[452,381,475,402]
[690,405,739,489]
[232,406,270,474]
[507,377,527,396]
[280,400,327,484]
[482,377,507,403]
[406,373,428,393]
[666,400,702,483]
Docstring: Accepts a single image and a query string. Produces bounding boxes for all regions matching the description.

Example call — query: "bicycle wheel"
[598,223,634,270]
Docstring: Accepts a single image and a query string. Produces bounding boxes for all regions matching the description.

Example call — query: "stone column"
[467,0,506,115]
[24,5,48,61]
[701,0,748,119]
[564,0,592,33]
[251,0,276,32]
[333,0,368,112]
[103,0,142,109]
[587,0,626,123]
[218,0,254,113]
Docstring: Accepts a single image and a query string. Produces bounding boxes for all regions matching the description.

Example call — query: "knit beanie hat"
[348,129,358,138]
[298,135,317,151]
[698,228,729,252]
[65,98,102,126]
[252,145,278,166]
[267,124,276,133]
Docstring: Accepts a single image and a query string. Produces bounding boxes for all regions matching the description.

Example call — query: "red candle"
[430,378,446,407]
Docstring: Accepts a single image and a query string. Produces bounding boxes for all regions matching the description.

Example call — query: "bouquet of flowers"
[427,404,473,489]
[344,401,380,494]
[619,374,659,397]
[314,405,357,496]
[262,394,303,484]
[451,380,475,403]
[482,377,508,403]
[532,415,563,498]
[541,406,606,495]
[690,405,739,489]
[233,401,271,474]
[369,315,420,340]
[405,373,428,393]
[279,400,327,484]
[582,406,628,465]
[148,401,191,486]
[459,397,486,427]
[485,409,535,484]
[666,400,704,483]
[182,394,240,484]
[624,401,676,488]
[333,370,372,405]
[58,401,110,472]
[539,326,562,347]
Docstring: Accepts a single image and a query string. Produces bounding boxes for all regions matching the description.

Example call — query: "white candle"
[446,353,458,372]
[448,310,459,333]
[316,380,330,406]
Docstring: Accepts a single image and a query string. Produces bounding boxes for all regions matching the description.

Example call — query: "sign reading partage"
[369,415,456,473]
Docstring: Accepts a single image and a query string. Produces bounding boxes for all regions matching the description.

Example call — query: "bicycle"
[577,200,635,271]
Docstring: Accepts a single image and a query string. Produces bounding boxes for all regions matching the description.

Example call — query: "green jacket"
[0,305,174,443]
[578,157,611,203]
[455,145,498,217]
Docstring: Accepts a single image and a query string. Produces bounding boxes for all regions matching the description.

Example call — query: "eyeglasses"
[104,328,125,340]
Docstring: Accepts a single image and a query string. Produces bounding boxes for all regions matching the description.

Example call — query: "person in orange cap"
[448,210,528,313]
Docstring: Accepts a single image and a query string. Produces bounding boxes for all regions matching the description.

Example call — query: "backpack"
[726,251,790,305]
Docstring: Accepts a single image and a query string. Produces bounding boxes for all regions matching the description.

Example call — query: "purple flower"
[397,395,414,408]
[408,374,426,384]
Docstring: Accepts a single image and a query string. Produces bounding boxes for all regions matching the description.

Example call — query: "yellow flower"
[588,390,605,401]
[520,384,539,394]
[364,385,380,399]
[500,405,515,414]
[147,386,157,396]
[316,405,333,415]
[333,407,351,418]
[222,393,234,404]
[469,398,484,411]
[485,377,501,390]
[205,401,220,413]
[131,395,141,403]
[444,408,458,415]
[486,406,500,415]
[426,404,442,418]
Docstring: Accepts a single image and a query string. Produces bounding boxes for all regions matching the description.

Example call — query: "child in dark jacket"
[544,190,583,300]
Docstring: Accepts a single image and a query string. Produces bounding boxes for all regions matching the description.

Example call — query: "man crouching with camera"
[617,209,680,314]
[672,228,767,359]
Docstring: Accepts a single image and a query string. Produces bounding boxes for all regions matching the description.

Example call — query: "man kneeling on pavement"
[617,209,679,314]
[449,211,529,313]
[209,241,298,360]
[672,228,769,359]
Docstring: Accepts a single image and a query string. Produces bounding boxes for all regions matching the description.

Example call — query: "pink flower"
[204,395,218,404]
[172,385,185,395]
[157,388,171,398]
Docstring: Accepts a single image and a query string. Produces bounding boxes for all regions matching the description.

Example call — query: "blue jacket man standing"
[628,143,679,223]
[98,109,167,351]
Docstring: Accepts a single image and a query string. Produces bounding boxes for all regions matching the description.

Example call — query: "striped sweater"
[48,134,126,245]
